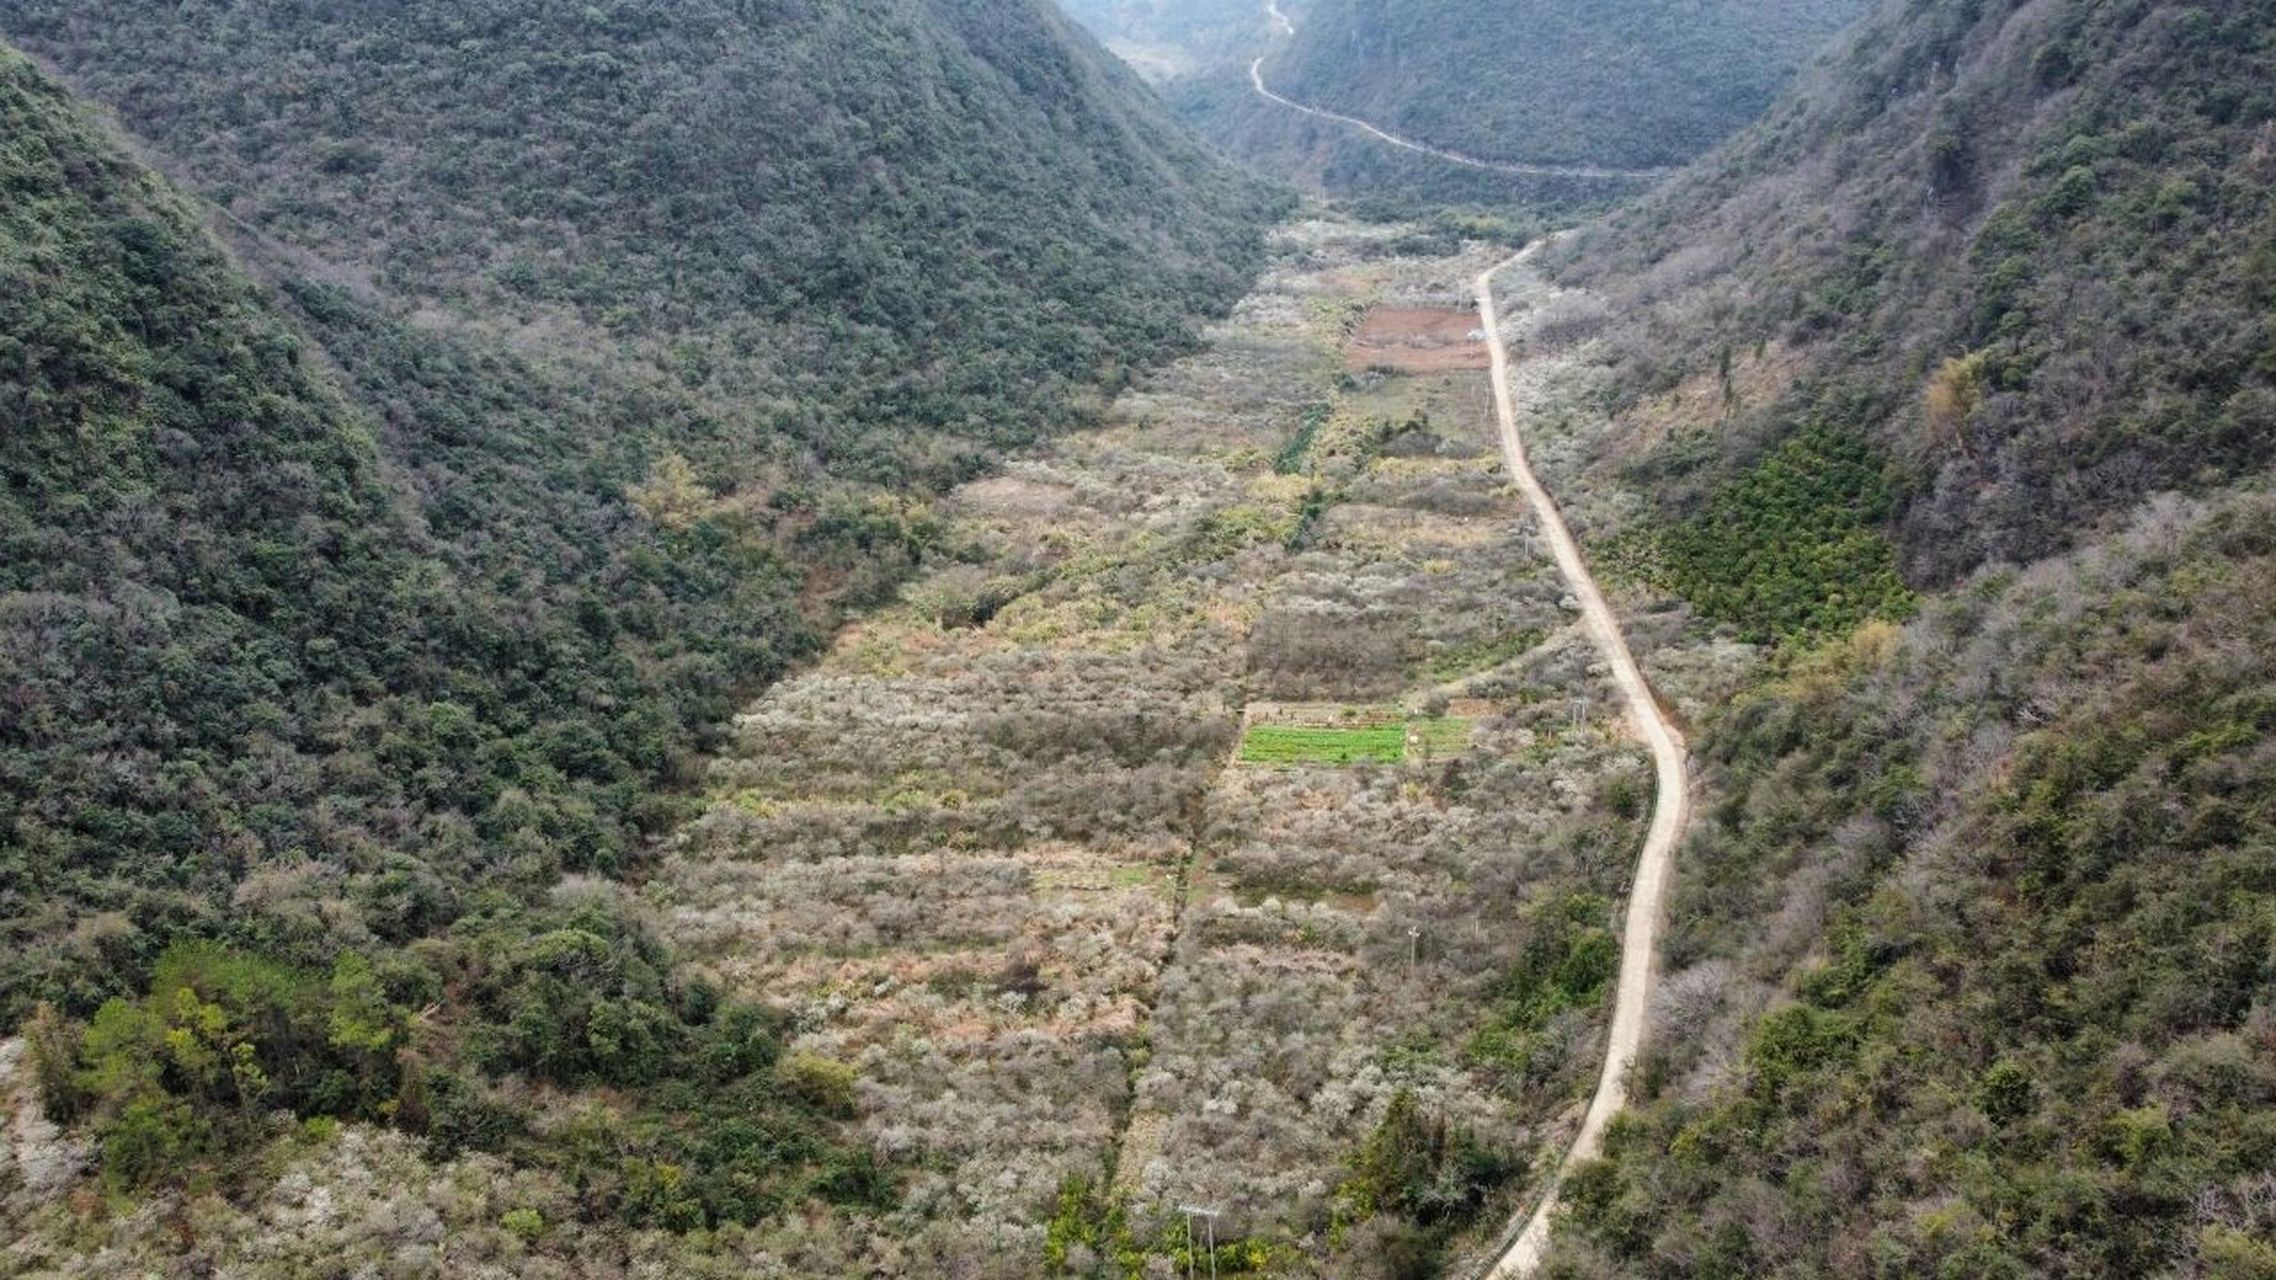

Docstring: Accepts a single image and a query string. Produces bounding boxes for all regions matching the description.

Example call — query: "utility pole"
[1178,1204,1221,1280]
[1407,924,1422,969]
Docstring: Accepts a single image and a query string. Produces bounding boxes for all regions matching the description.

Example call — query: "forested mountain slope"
[1056,0,1276,80]
[0,0,1273,1266]
[1183,0,1865,209]
[1552,0,2276,585]
[1,41,875,1248]
[1261,0,1866,170]
[1504,0,2276,1274]
[0,0,1272,485]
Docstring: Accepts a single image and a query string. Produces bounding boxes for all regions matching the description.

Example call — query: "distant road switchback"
[1246,3,1668,182]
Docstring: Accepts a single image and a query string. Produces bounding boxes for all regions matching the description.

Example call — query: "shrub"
[1979,1060,2035,1127]
[499,1207,545,1243]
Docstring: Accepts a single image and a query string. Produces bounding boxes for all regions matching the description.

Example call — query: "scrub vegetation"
[1546,493,2276,1279]
[635,225,1659,1276]
[1183,0,1866,212]
[0,0,1274,1267]
[6,0,2275,1274]
[1458,1,2276,1275]
[1550,0,2276,585]
[1261,0,1867,169]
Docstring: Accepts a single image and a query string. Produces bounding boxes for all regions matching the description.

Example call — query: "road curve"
[1474,244,1691,1278]
[1245,4,1667,182]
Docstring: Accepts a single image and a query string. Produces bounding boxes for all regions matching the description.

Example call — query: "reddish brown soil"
[1346,306,1490,373]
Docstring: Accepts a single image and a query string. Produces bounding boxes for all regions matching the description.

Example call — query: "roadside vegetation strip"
[1474,245,1694,1279]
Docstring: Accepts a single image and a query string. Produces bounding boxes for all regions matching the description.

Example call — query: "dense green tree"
[0,0,1272,1239]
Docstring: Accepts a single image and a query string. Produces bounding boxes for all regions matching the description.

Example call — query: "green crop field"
[1241,723,1407,764]
[1239,718,1472,766]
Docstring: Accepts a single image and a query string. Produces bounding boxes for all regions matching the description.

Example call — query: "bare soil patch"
[957,472,1075,517]
[1347,306,1491,373]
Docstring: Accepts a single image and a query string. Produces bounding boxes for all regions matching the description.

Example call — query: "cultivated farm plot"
[644,222,1665,1277]
[1346,304,1492,373]
[1236,707,1475,766]
[642,220,1374,1276]
[1240,721,1407,764]
[1105,243,1658,1270]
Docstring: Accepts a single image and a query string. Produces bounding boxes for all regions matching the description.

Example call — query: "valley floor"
[653,219,1730,1276]
[0,216,1745,1279]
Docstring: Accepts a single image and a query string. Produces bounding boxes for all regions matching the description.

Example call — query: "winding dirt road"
[1246,4,1666,182]
[1244,8,1688,1265]
[1475,245,1691,1278]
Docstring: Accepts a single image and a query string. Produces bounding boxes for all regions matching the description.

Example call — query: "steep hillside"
[1553,0,2276,587]
[0,0,1273,1012]
[1187,0,1864,210]
[1546,494,2276,1280]
[1057,0,1275,80]
[0,0,1274,1266]
[1261,0,1865,170]
[1485,1,2276,1275]
[0,0,1275,484]
[0,40,870,1249]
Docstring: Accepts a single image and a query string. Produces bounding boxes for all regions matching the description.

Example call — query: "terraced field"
[650,220,1660,1275]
